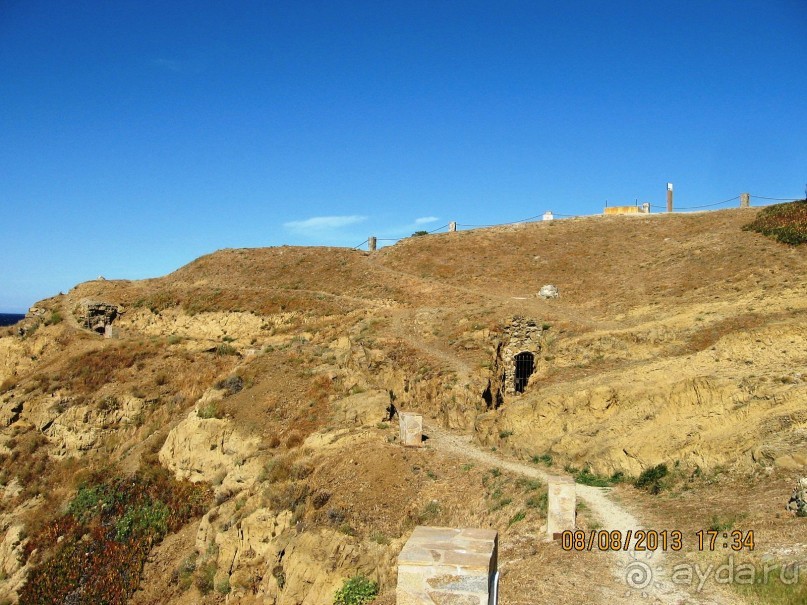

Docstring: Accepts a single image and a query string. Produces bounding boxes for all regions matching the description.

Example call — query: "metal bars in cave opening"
[514,352,535,393]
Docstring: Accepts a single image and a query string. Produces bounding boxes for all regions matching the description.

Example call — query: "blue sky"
[1,1,806,312]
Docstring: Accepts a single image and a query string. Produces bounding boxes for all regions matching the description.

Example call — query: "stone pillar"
[397,526,498,605]
[449,221,457,232]
[740,193,750,208]
[399,412,423,447]
[666,182,674,212]
[368,236,377,251]
[547,476,576,539]
[543,211,554,221]
[641,202,651,214]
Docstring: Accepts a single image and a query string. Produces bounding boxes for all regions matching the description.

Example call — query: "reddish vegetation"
[743,199,807,245]
[19,466,211,605]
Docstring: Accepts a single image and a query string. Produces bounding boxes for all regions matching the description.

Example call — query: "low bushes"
[19,466,211,604]
[333,575,378,605]
[743,199,807,245]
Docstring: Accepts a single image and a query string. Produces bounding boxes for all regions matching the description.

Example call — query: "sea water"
[0,314,25,327]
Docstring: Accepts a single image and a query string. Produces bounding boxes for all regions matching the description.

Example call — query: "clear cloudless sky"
[1,0,806,312]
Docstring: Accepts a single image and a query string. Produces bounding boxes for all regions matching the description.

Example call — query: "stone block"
[399,412,423,447]
[397,526,498,605]
[547,476,576,538]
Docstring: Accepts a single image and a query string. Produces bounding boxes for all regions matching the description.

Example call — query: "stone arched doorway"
[513,351,534,393]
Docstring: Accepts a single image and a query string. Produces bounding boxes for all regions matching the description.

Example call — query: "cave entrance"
[514,352,534,393]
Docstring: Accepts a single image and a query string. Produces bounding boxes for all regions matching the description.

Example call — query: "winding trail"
[426,424,733,605]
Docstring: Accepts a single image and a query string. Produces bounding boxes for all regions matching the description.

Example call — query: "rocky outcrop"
[0,499,39,603]
[196,498,397,605]
[159,407,260,485]
[331,389,391,427]
[118,308,292,343]
[787,478,807,516]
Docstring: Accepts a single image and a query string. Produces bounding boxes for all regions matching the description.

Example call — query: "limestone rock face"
[0,499,40,603]
[0,337,36,384]
[273,529,390,605]
[331,389,391,426]
[119,308,280,342]
[195,498,399,605]
[0,522,27,599]
[32,394,145,457]
[159,410,259,483]
[43,404,102,455]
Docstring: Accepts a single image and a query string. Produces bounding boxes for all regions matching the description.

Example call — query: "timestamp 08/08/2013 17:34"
[560,529,755,553]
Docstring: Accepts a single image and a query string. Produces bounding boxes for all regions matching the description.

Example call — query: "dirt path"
[426,424,735,604]
[387,308,476,380]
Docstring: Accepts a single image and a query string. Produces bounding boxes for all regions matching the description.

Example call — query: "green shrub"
[198,402,223,419]
[411,230,429,237]
[195,561,216,595]
[516,478,541,491]
[67,484,113,522]
[417,500,441,523]
[574,467,616,487]
[634,464,669,494]
[708,515,736,532]
[508,510,526,527]
[333,575,379,605]
[526,492,548,513]
[610,471,626,483]
[273,565,286,589]
[176,553,197,591]
[531,453,552,466]
[45,311,62,326]
[114,500,170,541]
[216,577,231,594]
[97,395,121,411]
[215,343,237,356]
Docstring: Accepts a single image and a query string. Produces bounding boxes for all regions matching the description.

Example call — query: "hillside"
[1,206,806,604]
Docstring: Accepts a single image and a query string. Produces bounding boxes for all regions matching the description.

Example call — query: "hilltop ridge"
[1,206,806,604]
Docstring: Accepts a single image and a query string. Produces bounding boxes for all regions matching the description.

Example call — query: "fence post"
[740,193,750,208]
[368,236,377,251]
[449,221,457,232]
[666,182,674,212]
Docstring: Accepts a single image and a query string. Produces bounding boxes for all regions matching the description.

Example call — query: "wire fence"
[352,193,804,249]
